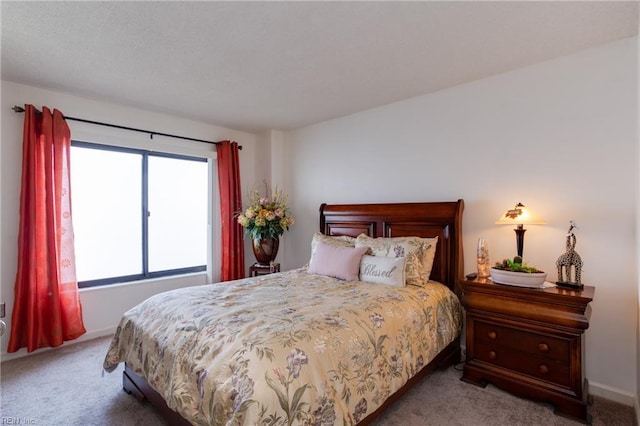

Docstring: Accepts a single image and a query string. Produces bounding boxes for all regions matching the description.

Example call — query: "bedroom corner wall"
[0,81,259,361]
[250,130,287,271]
[283,36,639,403]
[636,8,640,424]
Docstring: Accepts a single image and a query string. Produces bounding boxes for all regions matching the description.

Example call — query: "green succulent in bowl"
[493,256,544,274]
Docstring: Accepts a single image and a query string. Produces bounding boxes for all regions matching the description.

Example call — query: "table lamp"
[496,202,545,258]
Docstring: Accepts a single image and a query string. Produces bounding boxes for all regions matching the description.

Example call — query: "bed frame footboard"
[124,365,191,425]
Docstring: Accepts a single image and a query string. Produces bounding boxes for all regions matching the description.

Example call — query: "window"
[70,141,209,287]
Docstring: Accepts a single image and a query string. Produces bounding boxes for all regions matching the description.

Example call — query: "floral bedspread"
[103,268,462,425]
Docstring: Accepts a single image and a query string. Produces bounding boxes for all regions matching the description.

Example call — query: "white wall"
[283,37,639,402]
[0,81,259,360]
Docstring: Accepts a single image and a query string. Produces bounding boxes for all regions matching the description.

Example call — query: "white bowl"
[490,268,547,288]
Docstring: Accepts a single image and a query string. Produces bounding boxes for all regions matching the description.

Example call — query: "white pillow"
[359,255,406,287]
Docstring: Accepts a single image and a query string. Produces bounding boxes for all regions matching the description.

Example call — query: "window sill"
[78,271,208,292]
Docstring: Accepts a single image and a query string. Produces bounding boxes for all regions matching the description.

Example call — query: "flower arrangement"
[237,185,295,240]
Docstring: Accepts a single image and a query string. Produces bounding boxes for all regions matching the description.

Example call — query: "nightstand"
[249,262,280,277]
[460,277,595,423]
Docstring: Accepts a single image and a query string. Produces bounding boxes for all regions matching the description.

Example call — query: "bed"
[103,200,465,425]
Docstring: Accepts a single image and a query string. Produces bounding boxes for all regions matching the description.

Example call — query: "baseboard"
[589,380,636,407]
[0,326,116,363]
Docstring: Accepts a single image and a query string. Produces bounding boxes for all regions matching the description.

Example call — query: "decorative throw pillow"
[308,232,357,265]
[308,240,369,281]
[359,255,406,287]
[355,234,438,287]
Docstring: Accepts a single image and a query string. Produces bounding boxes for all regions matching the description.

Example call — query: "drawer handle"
[538,343,549,353]
[488,351,497,360]
[539,364,549,375]
[487,331,497,340]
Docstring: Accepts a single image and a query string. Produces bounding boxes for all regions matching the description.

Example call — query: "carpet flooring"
[0,336,636,425]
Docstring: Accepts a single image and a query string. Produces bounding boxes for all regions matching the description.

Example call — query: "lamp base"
[514,226,526,258]
[555,281,584,290]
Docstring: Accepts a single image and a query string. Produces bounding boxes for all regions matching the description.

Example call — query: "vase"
[477,237,490,278]
[252,236,279,266]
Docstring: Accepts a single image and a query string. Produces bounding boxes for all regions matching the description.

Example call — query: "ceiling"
[1,1,637,133]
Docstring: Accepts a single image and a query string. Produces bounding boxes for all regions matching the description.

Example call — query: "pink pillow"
[308,240,369,281]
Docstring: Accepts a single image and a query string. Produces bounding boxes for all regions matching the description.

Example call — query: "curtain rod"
[11,105,242,150]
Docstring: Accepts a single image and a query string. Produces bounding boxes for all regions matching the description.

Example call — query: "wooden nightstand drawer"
[475,341,571,386]
[461,278,594,423]
[475,321,570,363]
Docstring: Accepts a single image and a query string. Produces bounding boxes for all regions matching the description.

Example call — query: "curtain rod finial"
[12,105,25,113]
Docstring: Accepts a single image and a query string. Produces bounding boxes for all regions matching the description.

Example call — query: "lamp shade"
[495,202,546,225]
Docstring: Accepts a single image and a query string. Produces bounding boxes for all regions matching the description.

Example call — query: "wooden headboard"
[319,200,464,295]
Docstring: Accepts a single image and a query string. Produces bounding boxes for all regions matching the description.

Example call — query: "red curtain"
[8,105,86,353]
[217,140,245,281]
